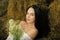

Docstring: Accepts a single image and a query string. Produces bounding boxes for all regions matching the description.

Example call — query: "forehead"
[27,7,35,13]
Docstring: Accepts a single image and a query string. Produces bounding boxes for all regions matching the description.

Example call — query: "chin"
[26,21,31,24]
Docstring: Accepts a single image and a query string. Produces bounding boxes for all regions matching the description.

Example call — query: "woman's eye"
[31,13,34,16]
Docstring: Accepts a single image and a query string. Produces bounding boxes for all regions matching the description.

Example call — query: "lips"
[27,19,30,21]
[26,18,30,21]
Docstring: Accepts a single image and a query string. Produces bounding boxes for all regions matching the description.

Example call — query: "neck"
[27,22,35,27]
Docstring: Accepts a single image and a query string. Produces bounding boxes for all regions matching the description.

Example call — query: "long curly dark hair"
[26,5,50,40]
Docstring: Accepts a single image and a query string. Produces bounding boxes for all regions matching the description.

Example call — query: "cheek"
[26,15,35,22]
[26,15,28,19]
[30,16,35,22]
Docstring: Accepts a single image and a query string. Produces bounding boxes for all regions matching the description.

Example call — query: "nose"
[27,14,30,18]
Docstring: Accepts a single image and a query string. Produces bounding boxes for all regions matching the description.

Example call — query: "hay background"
[0,0,60,40]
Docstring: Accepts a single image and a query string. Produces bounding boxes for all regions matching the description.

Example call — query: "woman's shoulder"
[19,21,27,29]
[20,21,26,24]
[19,21,26,25]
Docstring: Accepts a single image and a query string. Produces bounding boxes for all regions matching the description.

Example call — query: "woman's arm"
[19,21,38,39]
[19,21,27,30]
[27,29,38,39]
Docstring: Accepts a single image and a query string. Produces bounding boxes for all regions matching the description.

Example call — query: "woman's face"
[26,7,35,24]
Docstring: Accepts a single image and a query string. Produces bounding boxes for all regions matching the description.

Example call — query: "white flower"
[9,19,15,34]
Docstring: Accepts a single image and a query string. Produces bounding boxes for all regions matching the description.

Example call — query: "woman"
[6,5,50,40]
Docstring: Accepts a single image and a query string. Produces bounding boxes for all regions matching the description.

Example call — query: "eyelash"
[26,13,34,16]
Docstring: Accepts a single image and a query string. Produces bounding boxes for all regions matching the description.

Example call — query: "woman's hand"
[19,21,27,30]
